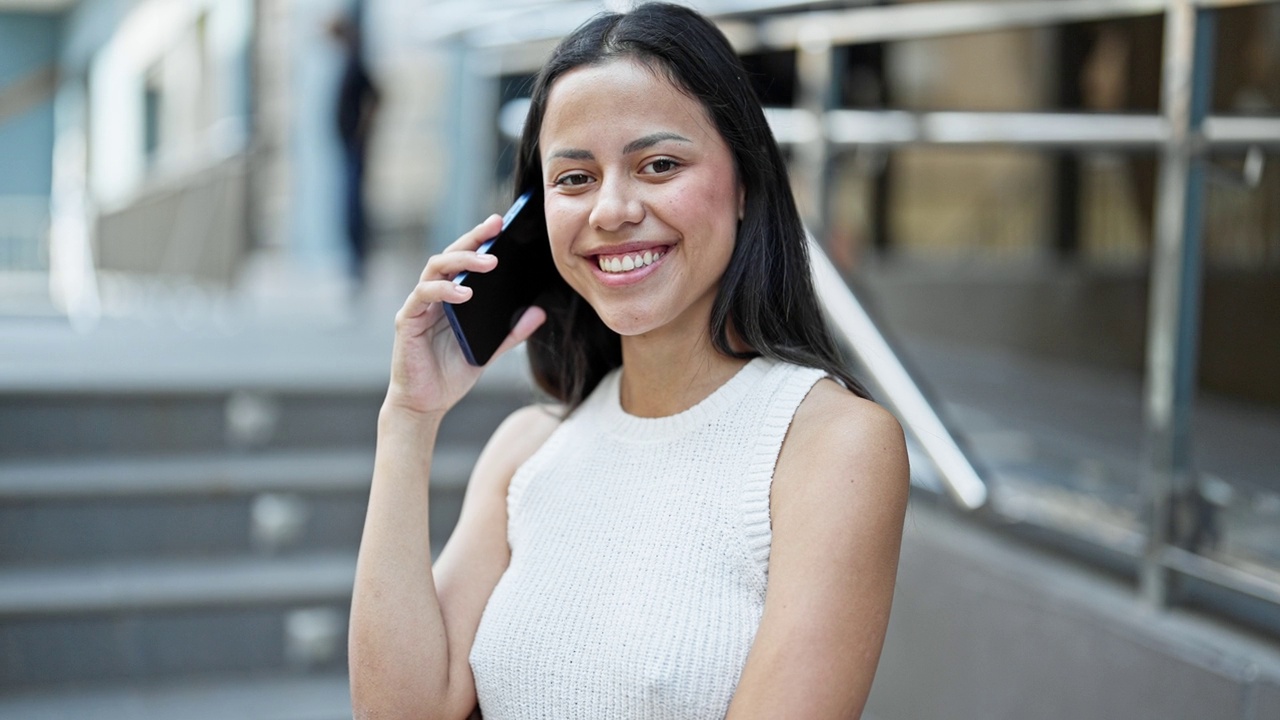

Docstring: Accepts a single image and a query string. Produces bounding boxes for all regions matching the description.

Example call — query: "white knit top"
[469,357,827,719]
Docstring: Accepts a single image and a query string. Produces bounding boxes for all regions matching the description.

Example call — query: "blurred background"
[1,0,1278,718]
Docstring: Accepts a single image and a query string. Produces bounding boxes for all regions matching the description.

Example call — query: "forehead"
[539,58,723,150]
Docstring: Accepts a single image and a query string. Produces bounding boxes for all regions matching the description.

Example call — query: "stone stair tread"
[0,552,356,617]
[0,672,350,720]
[0,446,476,499]
[0,316,535,395]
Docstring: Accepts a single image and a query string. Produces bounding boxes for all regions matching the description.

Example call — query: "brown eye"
[644,158,679,174]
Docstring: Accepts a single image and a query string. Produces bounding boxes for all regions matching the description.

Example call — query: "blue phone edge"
[441,190,535,367]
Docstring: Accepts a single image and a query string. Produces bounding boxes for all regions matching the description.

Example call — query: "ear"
[737,185,746,220]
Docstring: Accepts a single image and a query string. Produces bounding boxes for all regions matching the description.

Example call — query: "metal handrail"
[807,236,989,512]
[504,104,1280,149]
[825,111,1169,148]
[444,0,1280,55]
[758,0,1168,48]
[756,0,1280,50]
[768,108,1280,148]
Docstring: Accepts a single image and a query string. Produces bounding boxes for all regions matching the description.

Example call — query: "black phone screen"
[443,191,558,366]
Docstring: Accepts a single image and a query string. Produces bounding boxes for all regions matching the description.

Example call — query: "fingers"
[490,305,548,360]
[394,279,470,328]
[414,279,471,305]
[443,214,503,253]
[421,249,497,282]
[398,212,510,335]
[420,214,505,282]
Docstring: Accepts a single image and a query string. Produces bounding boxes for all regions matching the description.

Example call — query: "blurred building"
[0,6,60,313]
[0,0,452,320]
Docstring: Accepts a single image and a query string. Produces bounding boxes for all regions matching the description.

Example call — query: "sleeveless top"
[469,357,827,719]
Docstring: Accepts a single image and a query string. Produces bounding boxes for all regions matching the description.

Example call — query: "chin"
[585,289,717,341]
[589,303,664,338]
[595,315,655,338]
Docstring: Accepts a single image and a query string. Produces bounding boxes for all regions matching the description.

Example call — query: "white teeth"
[598,249,665,274]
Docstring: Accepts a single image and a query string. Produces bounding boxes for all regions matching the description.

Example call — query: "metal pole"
[809,237,989,511]
[435,41,501,252]
[1140,0,1215,608]
[793,24,834,237]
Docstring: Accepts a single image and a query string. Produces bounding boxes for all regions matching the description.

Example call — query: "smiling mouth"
[596,247,667,274]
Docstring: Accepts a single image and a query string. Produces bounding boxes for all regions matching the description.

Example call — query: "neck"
[617,323,750,418]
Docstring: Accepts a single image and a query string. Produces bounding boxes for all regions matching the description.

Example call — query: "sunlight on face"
[539,59,743,343]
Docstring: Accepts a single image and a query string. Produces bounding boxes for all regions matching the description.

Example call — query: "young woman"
[349,4,908,718]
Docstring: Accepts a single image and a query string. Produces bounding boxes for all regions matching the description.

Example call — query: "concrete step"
[0,553,356,687]
[0,446,475,498]
[0,552,356,618]
[0,296,540,692]
[1,491,369,566]
[1,318,538,461]
[0,672,351,719]
[0,383,530,461]
[0,448,474,565]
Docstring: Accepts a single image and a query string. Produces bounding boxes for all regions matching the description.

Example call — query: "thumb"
[491,306,548,360]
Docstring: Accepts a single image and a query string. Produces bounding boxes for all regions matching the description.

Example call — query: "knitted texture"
[469,357,826,719]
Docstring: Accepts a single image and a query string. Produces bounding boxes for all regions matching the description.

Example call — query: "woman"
[349,4,908,718]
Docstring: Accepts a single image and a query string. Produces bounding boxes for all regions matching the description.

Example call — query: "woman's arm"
[350,404,558,720]
[348,214,548,720]
[727,379,909,719]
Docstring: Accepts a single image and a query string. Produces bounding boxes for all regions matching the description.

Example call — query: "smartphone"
[443,191,558,366]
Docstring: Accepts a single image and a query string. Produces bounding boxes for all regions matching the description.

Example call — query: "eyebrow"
[549,148,594,161]
[547,132,693,161]
[622,132,691,155]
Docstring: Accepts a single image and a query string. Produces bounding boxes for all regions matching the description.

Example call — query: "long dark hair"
[518,2,868,407]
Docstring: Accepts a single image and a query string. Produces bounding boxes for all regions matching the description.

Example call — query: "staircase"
[0,314,538,718]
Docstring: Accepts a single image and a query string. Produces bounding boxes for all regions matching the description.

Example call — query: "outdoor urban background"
[1,1,1279,718]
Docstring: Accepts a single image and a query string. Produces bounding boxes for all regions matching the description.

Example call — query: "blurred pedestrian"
[328,12,379,287]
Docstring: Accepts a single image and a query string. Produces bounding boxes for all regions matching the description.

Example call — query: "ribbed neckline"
[593,356,772,441]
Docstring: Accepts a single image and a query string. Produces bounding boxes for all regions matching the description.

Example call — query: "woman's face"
[538,58,743,341]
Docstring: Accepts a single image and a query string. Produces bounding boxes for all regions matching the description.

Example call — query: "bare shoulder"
[773,378,909,522]
[470,403,564,490]
[787,378,906,470]
[489,403,564,455]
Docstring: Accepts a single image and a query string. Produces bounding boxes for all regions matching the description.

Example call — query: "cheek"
[543,203,587,283]
[683,166,739,215]
[543,203,574,251]
[680,177,741,251]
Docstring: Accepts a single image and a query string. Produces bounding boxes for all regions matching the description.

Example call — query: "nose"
[588,176,644,232]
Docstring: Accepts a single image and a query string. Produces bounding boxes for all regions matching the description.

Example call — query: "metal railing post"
[808,236,989,511]
[435,40,501,252]
[1140,1,1215,608]
[793,24,835,236]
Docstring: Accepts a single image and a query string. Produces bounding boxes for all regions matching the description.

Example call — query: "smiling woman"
[348,4,909,720]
